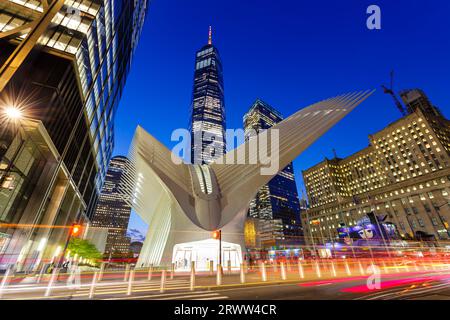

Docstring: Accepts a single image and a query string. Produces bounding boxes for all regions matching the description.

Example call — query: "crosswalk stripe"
[74,280,191,293]
[76,282,190,292]
[157,293,221,300]
[75,285,191,296]
[105,290,215,300]
[194,296,229,300]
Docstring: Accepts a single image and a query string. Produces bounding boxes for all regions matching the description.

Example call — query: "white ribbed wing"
[211,90,374,227]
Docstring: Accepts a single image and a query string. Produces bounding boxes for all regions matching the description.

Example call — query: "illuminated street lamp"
[4,106,22,120]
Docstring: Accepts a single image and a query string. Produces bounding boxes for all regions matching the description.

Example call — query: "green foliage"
[67,238,103,261]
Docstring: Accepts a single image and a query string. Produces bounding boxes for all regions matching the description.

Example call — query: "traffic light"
[212,230,221,240]
[71,224,82,236]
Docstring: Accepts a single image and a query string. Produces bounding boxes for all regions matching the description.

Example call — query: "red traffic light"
[212,230,221,240]
[71,224,82,236]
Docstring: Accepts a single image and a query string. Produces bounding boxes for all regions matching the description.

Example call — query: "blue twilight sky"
[120,0,450,240]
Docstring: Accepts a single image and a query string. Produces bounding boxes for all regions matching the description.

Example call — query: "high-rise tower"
[91,156,132,258]
[189,27,226,164]
[243,99,303,247]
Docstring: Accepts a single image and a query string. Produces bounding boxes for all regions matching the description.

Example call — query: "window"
[431,217,438,226]
[418,218,425,227]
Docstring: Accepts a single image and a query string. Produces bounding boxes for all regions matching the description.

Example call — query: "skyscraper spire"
[208,25,212,45]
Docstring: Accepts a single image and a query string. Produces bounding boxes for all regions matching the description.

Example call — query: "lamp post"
[212,230,222,268]
[58,223,81,268]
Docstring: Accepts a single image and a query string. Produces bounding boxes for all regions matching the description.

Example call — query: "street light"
[4,106,22,120]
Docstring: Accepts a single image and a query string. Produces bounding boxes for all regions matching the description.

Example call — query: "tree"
[67,238,103,262]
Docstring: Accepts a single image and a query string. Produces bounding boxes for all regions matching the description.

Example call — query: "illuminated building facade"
[189,27,226,164]
[0,0,148,271]
[91,156,132,258]
[243,99,302,247]
[303,92,450,246]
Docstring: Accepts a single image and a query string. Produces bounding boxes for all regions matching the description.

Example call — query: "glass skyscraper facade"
[244,99,303,247]
[91,156,131,258]
[189,27,226,164]
[0,0,148,271]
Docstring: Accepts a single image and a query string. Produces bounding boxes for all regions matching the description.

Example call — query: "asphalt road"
[2,265,450,300]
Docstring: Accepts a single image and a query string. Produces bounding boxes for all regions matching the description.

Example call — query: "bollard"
[394,261,401,273]
[314,261,322,278]
[209,260,214,275]
[298,261,304,279]
[344,261,351,276]
[36,264,47,284]
[273,261,278,273]
[287,261,292,272]
[358,261,365,275]
[244,261,249,274]
[170,263,175,280]
[280,262,287,280]
[431,258,438,271]
[160,270,166,293]
[381,261,387,274]
[227,260,231,274]
[44,268,59,297]
[413,261,420,272]
[404,261,410,273]
[148,264,153,281]
[330,261,337,277]
[89,272,98,299]
[0,266,12,299]
[190,261,195,291]
[124,264,130,281]
[240,263,245,283]
[127,269,135,295]
[216,264,223,286]
[98,262,105,281]
[440,257,446,271]
[261,262,267,282]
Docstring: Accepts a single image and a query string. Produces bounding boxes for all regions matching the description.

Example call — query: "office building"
[189,27,226,164]
[303,92,450,246]
[0,0,148,271]
[91,156,132,258]
[243,99,303,248]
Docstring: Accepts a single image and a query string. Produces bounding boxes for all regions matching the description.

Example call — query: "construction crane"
[381,70,408,116]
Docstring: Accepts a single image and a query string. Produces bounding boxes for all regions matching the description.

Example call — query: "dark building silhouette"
[400,89,444,118]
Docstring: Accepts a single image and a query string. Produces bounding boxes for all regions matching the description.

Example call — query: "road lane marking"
[157,293,222,300]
